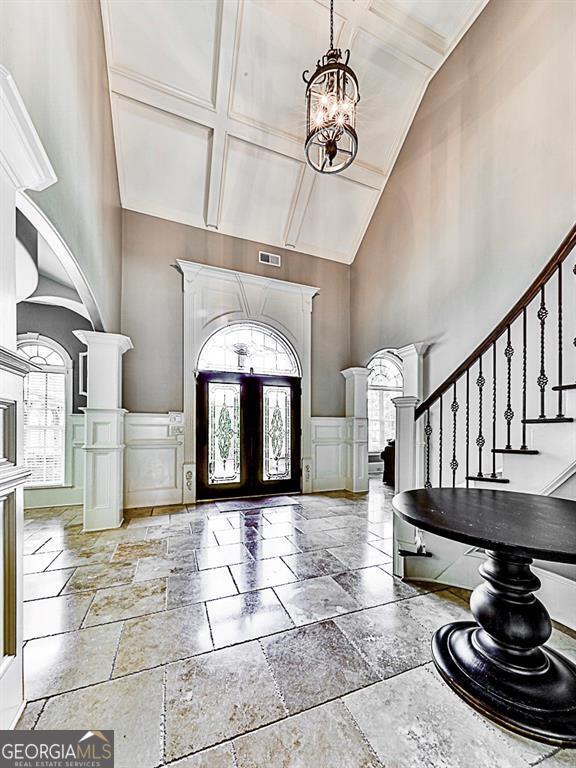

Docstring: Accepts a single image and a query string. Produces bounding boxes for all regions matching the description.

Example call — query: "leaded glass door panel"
[196,372,301,500]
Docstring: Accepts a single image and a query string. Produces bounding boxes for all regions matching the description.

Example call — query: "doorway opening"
[196,323,302,501]
[367,351,403,482]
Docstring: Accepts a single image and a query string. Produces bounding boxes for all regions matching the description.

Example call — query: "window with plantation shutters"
[18,341,68,487]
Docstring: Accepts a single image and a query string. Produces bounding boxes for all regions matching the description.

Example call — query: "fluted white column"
[74,331,133,531]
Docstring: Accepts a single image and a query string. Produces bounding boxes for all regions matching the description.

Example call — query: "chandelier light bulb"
[302,0,360,174]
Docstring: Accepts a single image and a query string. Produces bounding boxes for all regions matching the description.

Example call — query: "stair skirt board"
[402,542,576,632]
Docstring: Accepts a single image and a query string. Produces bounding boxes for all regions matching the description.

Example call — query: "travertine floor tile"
[83,579,166,626]
[229,557,297,592]
[281,548,347,579]
[233,700,382,768]
[24,568,75,600]
[37,668,164,768]
[335,601,432,678]
[164,641,285,759]
[16,700,45,730]
[206,587,293,648]
[196,542,252,570]
[327,542,391,570]
[169,744,236,768]
[47,543,117,570]
[344,665,527,768]
[24,623,122,699]
[167,566,237,608]
[133,552,197,582]
[333,566,421,608]
[246,537,301,560]
[24,592,95,640]
[113,603,212,676]
[275,575,360,626]
[63,561,136,593]
[111,538,167,562]
[261,620,378,713]
[23,552,59,574]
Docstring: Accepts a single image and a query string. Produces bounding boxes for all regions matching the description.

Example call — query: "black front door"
[196,371,301,500]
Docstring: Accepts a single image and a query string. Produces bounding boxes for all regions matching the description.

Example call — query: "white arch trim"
[17,332,73,415]
[197,320,302,377]
[16,192,104,331]
[177,259,319,502]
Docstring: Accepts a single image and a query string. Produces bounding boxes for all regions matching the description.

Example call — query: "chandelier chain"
[330,0,334,50]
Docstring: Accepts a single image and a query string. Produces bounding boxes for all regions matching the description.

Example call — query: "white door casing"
[176,260,318,503]
[0,65,56,729]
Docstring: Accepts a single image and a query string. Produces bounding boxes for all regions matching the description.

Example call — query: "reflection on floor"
[18,480,576,767]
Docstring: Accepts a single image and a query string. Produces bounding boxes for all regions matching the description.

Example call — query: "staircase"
[393,224,576,630]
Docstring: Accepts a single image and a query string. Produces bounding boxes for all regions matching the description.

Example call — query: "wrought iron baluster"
[465,369,470,489]
[574,263,576,383]
[450,382,459,487]
[537,285,548,419]
[439,396,443,487]
[557,262,564,417]
[424,409,432,489]
[476,356,485,477]
[491,341,497,478]
[504,326,514,449]
[521,307,528,449]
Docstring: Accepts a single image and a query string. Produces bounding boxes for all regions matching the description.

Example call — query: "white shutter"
[23,370,66,486]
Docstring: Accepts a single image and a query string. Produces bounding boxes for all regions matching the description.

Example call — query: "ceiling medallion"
[302,0,360,174]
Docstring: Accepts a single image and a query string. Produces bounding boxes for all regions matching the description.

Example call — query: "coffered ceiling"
[101,0,488,264]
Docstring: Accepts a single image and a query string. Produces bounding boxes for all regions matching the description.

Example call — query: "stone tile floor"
[17,480,576,767]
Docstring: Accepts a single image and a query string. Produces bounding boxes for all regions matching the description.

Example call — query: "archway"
[366,351,403,481]
[196,322,302,500]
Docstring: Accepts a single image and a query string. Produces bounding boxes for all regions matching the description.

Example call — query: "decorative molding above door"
[176,260,318,503]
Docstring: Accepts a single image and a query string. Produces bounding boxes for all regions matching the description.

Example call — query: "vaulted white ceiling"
[101,0,487,264]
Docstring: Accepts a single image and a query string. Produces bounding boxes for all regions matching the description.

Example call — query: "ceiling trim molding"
[0,66,57,192]
[176,258,320,298]
[100,0,490,264]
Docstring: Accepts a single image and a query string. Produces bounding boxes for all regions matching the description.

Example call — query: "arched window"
[18,336,71,487]
[367,352,403,453]
[198,323,300,377]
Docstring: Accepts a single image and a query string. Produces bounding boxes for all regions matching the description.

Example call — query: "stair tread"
[491,448,539,455]
[522,417,574,424]
[465,475,510,484]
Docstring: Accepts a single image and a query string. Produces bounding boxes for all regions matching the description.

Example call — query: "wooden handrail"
[415,223,576,420]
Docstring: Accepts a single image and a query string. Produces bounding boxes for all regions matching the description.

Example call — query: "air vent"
[259,251,281,267]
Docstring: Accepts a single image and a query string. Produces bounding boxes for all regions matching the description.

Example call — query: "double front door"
[196,371,301,500]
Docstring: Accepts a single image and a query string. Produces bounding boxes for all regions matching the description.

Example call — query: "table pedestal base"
[431,550,576,747]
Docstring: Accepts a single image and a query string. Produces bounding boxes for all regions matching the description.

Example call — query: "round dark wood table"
[393,487,576,747]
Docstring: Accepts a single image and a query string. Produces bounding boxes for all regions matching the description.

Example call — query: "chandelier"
[302,0,360,174]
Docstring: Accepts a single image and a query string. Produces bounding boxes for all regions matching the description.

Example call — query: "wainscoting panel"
[24,414,84,508]
[310,417,348,492]
[124,413,184,508]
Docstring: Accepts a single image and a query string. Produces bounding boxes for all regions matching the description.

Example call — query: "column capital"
[392,395,420,409]
[341,366,370,380]
[396,342,429,360]
[73,330,133,355]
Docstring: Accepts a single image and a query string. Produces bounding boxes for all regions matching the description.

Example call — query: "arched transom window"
[367,352,403,452]
[18,338,70,487]
[198,323,300,376]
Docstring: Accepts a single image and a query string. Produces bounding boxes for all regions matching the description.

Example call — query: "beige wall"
[121,210,351,416]
[351,0,576,396]
[0,0,122,332]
